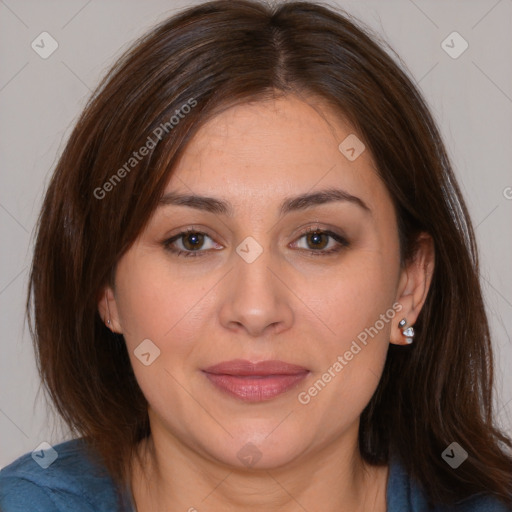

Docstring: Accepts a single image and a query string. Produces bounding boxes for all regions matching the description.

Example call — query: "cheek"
[114,250,201,344]
[294,250,398,414]
[312,250,399,348]
[112,255,198,405]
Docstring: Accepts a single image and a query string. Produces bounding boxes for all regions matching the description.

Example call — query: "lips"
[202,359,310,402]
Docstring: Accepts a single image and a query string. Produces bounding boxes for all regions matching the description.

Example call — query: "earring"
[105,291,112,330]
[398,318,414,344]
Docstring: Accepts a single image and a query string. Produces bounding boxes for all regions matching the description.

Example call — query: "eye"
[292,227,349,256]
[163,226,349,259]
[163,228,221,258]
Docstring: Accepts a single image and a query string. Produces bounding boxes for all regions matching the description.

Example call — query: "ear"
[97,285,124,334]
[390,233,435,346]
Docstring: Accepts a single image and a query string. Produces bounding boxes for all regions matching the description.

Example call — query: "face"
[102,94,421,470]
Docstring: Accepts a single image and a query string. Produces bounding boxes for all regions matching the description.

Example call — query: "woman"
[1,1,511,510]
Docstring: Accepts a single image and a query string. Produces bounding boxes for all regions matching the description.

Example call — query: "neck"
[129,427,388,512]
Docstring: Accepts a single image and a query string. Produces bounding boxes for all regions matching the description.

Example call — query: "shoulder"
[387,456,512,512]
[0,438,127,512]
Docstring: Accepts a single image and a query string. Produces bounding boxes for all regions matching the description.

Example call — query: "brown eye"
[163,229,221,258]
[293,228,349,256]
[305,231,329,250]
[181,232,205,251]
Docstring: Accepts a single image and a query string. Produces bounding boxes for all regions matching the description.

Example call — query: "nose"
[218,244,294,338]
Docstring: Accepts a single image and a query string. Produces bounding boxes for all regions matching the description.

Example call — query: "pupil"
[308,231,326,249]
[185,232,203,250]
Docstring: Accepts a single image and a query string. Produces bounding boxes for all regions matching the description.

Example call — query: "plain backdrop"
[1,0,511,468]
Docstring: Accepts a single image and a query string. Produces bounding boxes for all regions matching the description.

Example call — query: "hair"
[27,0,512,508]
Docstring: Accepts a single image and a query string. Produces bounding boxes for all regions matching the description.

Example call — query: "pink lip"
[202,359,310,402]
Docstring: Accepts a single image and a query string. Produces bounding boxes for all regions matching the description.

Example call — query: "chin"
[199,428,311,472]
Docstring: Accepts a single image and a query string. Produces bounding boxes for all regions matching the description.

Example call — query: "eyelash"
[162,226,349,259]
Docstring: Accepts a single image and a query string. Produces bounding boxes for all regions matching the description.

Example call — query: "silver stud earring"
[398,318,414,344]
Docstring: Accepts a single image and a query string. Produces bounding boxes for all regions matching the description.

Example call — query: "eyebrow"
[158,187,371,217]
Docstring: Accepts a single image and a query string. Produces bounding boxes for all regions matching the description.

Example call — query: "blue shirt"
[0,438,510,511]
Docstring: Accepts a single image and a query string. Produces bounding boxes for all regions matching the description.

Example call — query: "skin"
[99,94,434,512]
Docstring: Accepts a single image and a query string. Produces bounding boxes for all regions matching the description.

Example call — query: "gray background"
[1,0,511,468]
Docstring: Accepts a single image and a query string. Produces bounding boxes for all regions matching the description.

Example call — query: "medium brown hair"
[27,0,512,507]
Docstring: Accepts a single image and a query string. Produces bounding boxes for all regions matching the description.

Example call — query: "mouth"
[202,359,310,402]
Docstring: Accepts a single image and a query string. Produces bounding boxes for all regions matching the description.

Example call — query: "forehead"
[163,95,388,214]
